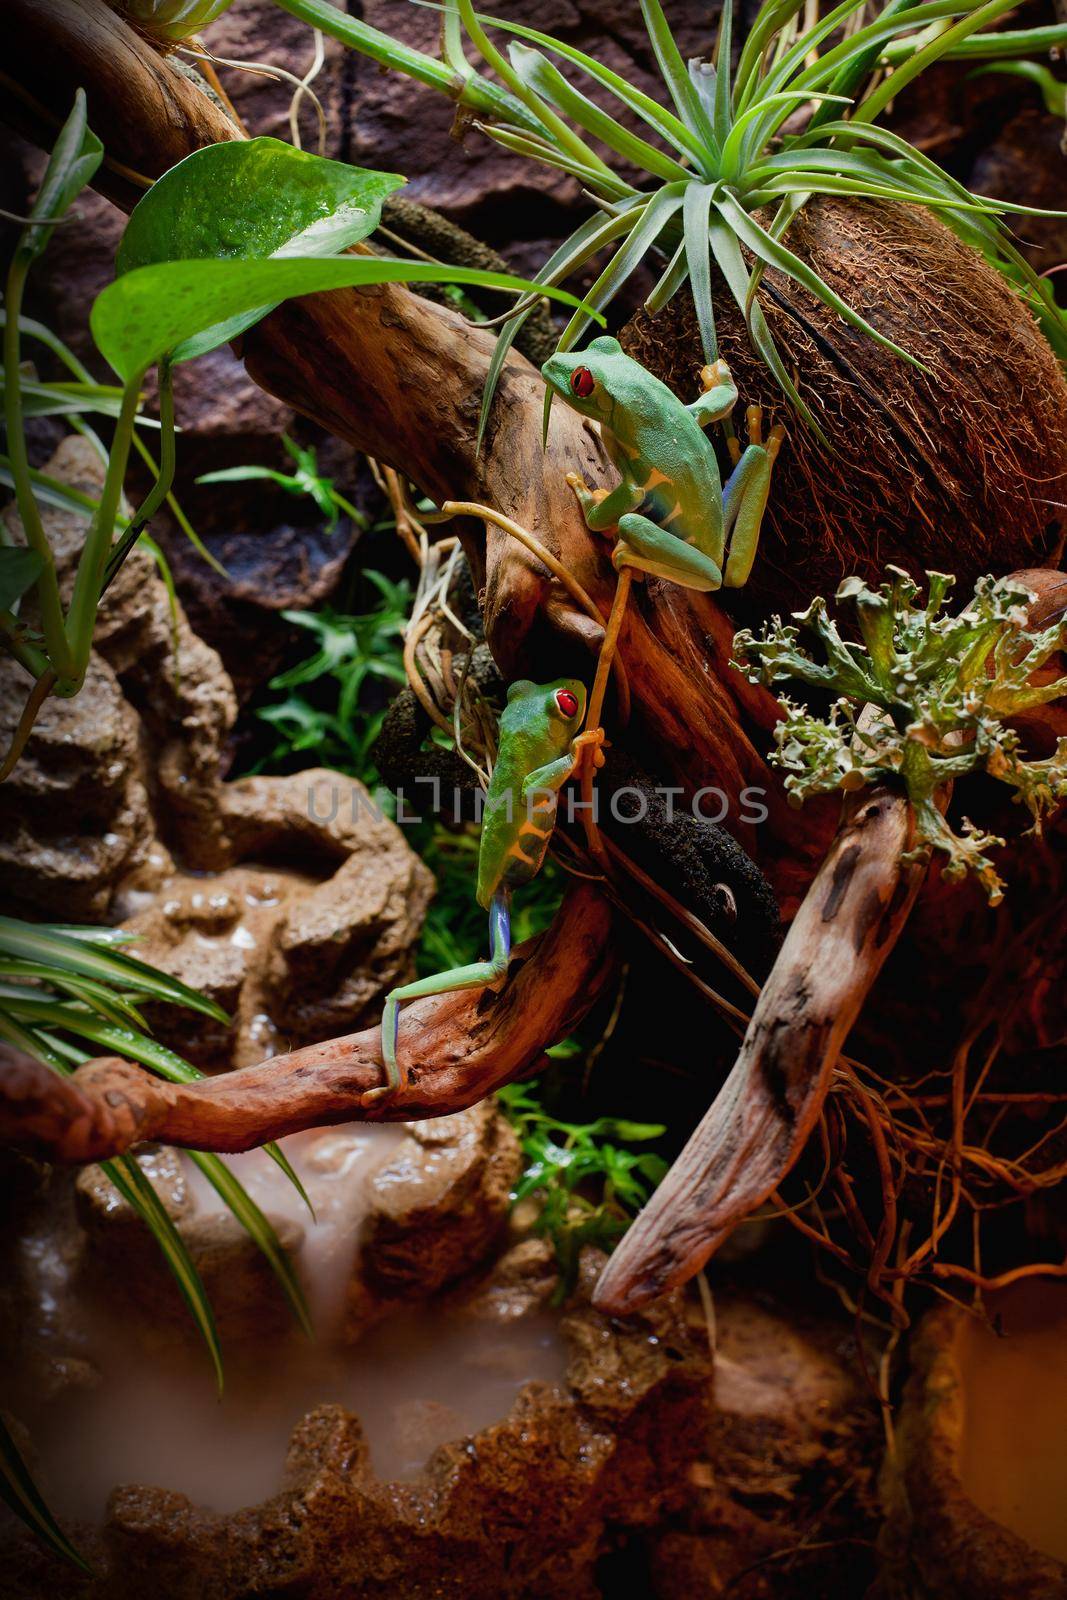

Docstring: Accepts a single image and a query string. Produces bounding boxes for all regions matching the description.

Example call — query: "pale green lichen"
[732,568,1067,904]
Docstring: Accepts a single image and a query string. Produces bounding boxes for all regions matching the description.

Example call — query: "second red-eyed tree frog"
[369,677,603,1104]
[541,335,785,591]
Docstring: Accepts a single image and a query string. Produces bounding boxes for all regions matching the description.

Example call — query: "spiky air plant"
[271,0,1066,440]
[732,568,1067,903]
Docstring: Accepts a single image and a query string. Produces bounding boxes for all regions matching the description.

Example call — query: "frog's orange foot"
[565,470,591,497]
[700,358,733,392]
[572,726,608,770]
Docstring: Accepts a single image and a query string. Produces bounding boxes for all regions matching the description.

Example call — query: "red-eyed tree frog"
[541,335,785,591]
[370,677,603,1103]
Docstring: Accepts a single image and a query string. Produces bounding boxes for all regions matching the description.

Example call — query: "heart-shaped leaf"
[0,548,44,610]
[116,138,406,360]
[91,255,599,382]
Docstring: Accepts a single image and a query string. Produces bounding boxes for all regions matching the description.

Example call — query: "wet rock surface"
[0,1162,887,1600]
[0,1110,887,1600]
[345,1101,521,1328]
[71,1105,517,1343]
[0,439,432,1064]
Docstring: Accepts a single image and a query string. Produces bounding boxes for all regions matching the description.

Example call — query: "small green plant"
[253,574,411,776]
[0,917,315,1568]
[732,568,1067,902]
[273,0,1067,440]
[197,433,368,531]
[498,1081,668,1298]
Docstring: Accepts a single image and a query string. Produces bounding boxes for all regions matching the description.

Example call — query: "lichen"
[732,568,1067,903]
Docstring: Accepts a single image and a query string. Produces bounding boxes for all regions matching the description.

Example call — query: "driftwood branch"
[0,883,615,1161]
[594,782,926,1314]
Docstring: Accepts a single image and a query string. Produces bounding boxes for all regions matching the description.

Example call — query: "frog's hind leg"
[720,407,786,589]
[366,890,512,1108]
[614,512,723,592]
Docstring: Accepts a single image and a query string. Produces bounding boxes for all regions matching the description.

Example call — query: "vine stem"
[579,566,633,873]
[0,610,49,679]
[0,668,57,781]
[3,255,72,679]
[64,372,143,681]
[101,361,175,591]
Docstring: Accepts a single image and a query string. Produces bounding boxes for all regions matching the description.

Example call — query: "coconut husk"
[621,196,1067,619]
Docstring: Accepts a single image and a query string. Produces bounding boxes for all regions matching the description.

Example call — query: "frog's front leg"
[688,359,739,429]
[368,890,511,1107]
[720,407,787,588]
[566,470,645,533]
[613,513,723,592]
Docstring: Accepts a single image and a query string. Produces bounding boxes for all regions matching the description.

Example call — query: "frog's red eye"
[570,366,595,399]
[555,689,580,718]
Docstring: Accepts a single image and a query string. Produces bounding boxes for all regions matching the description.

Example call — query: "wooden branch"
[593,782,926,1314]
[0,0,833,897]
[0,883,615,1161]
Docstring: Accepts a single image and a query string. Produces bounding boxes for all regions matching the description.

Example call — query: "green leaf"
[188,1152,313,1336]
[714,187,922,367]
[507,43,688,181]
[644,238,690,316]
[638,0,718,156]
[20,90,102,265]
[0,548,43,610]
[734,0,807,108]
[0,1412,93,1575]
[274,0,544,132]
[119,0,235,42]
[706,208,822,440]
[468,10,707,163]
[91,256,601,383]
[479,202,643,444]
[0,918,229,1023]
[0,959,148,1030]
[849,0,1023,122]
[105,1152,224,1392]
[553,185,685,358]
[682,182,717,363]
[883,22,1067,63]
[969,59,1067,119]
[116,138,406,360]
[712,0,734,147]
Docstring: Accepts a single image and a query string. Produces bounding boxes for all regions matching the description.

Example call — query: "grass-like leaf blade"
[0,1413,93,1575]
[105,1152,224,1392]
[188,1151,313,1336]
[0,918,229,1023]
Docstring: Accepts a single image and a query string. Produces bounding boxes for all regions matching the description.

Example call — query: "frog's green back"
[476,678,585,908]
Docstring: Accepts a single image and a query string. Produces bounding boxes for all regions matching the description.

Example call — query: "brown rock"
[0,649,156,920]
[75,1145,305,1343]
[346,1101,521,1326]
[26,1248,712,1600]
